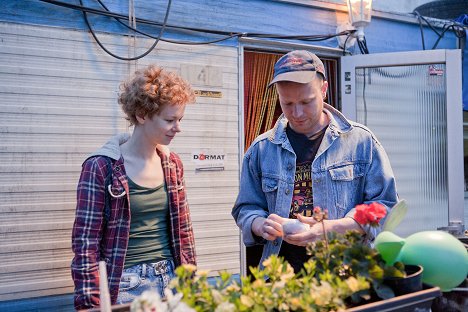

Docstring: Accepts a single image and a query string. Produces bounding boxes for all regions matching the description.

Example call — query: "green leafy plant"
[306,230,405,304]
[132,203,408,311]
[171,256,370,312]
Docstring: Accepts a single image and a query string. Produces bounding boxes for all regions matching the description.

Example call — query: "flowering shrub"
[171,256,370,312]
[130,202,406,311]
[354,202,387,227]
[307,231,405,304]
[308,204,405,303]
[166,231,405,311]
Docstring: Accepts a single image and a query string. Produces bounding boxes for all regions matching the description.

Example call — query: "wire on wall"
[39,0,466,61]
[40,0,355,61]
[357,37,369,55]
[414,10,466,50]
[79,0,171,61]
[95,0,244,45]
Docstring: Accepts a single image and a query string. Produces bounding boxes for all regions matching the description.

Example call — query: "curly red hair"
[119,65,196,126]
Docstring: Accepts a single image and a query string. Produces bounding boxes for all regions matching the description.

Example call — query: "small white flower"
[214,301,236,312]
[130,290,167,312]
[130,289,196,312]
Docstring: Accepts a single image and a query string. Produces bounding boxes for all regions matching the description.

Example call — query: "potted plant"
[127,203,435,312]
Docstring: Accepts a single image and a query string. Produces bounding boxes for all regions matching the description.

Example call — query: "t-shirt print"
[290,162,314,218]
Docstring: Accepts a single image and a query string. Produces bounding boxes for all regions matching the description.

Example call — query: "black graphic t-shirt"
[279,124,326,273]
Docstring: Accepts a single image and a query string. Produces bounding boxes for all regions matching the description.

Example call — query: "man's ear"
[321,81,329,98]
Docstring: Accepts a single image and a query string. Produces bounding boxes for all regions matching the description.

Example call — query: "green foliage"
[172,256,369,312]
[306,231,406,302]
[171,231,406,311]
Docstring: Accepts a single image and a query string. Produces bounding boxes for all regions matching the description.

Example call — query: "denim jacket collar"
[268,103,353,145]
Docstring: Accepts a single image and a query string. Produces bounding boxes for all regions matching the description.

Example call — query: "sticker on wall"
[192,150,226,171]
[345,72,351,81]
[428,65,444,76]
[345,84,352,94]
[194,90,223,98]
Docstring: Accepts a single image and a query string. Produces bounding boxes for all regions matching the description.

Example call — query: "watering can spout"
[375,231,405,265]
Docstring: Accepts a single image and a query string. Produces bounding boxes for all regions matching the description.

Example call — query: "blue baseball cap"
[269,50,326,86]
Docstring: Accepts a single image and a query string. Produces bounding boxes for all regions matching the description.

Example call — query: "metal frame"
[341,49,464,234]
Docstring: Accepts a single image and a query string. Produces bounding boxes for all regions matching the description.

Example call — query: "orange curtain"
[244,51,281,151]
[244,51,338,151]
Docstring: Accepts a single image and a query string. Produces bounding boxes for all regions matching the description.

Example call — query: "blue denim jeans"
[116,259,175,304]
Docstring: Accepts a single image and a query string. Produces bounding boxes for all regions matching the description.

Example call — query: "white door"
[341,50,464,237]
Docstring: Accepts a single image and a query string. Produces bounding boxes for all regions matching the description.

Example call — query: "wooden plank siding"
[0,21,240,303]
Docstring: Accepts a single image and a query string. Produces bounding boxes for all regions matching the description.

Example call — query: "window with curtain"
[244,50,338,151]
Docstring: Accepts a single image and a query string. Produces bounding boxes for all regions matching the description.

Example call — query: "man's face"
[276,78,328,137]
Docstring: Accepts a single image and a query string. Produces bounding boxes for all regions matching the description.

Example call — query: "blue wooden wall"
[0,0,459,52]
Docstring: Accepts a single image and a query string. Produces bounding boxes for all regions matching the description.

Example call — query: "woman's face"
[137,104,186,146]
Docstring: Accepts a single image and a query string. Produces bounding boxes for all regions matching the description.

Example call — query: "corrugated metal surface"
[0,22,240,302]
[355,65,449,236]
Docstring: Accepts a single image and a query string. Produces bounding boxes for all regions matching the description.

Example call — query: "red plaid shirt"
[71,149,196,310]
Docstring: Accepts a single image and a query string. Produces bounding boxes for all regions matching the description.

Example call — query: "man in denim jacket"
[232,50,398,273]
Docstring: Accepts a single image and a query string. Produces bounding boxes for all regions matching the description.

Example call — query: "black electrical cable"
[414,10,466,50]
[415,11,426,50]
[40,0,352,44]
[95,0,241,44]
[94,0,242,45]
[362,37,369,54]
[414,11,442,37]
[79,0,171,61]
[246,31,348,40]
[358,37,368,54]
[357,39,367,55]
[95,0,350,44]
[342,34,351,56]
[432,24,451,49]
[40,0,247,37]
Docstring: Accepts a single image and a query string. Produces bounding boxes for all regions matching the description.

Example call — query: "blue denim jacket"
[232,104,398,266]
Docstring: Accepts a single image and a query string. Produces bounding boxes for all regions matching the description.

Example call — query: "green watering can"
[375,200,468,292]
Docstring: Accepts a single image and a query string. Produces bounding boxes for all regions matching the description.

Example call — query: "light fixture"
[347,0,373,42]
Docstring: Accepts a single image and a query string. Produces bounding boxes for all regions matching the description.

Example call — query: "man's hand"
[295,213,319,227]
[283,222,325,246]
[283,217,364,246]
[251,214,287,241]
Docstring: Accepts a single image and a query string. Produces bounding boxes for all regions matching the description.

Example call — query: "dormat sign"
[191,149,226,171]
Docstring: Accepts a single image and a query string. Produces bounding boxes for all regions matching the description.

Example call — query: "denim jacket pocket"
[119,272,141,291]
[329,164,365,181]
[261,177,279,212]
[328,164,366,217]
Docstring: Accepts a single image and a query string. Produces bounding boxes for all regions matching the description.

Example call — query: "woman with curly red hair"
[71,65,197,310]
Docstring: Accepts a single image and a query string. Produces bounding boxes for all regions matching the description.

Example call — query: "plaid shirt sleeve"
[168,153,197,266]
[71,156,107,310]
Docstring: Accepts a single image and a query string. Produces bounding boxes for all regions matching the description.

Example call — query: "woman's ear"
[135,114,146,125]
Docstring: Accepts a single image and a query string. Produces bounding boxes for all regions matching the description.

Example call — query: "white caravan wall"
[0,22,240,301]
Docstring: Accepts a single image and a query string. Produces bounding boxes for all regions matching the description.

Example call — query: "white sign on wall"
[191,149,226,171]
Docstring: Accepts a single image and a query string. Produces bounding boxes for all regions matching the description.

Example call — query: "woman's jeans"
[116,259,175,304]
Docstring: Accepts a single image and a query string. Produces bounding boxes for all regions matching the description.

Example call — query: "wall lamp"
[347,0,373,42]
